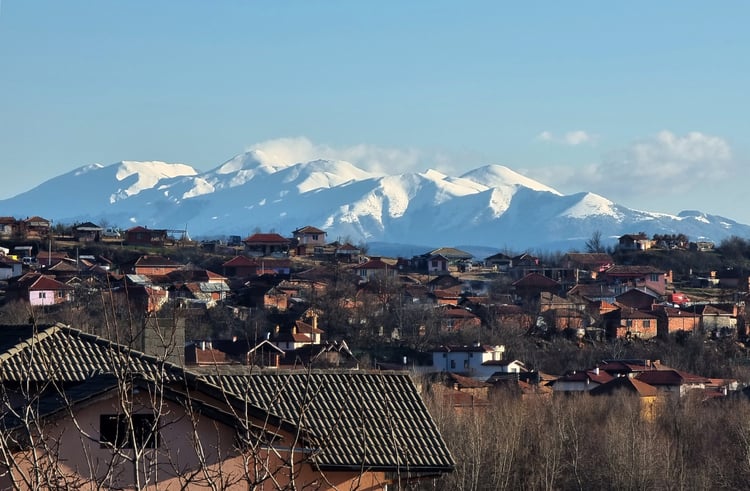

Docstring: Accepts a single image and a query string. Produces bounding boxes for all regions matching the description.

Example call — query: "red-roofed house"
[603,307,659,339]
[124,226,168,246]
[133,255,184,276]
[549,368,614,393]
[653,305,701,337]
[12,273,74,306]
[589,377,659,421]
[513,273,561,303]
[243,233,290,257]
[354,257,397,281]
[222,255,259,277]
[636,369,711,397]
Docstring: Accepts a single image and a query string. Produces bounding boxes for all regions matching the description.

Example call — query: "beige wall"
[2,391,390,490]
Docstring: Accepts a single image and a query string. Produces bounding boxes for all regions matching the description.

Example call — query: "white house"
[431,344,513,381]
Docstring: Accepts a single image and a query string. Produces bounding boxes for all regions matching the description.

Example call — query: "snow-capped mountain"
[2,152,748,252]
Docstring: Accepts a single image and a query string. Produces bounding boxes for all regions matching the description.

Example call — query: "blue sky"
[1,2,748,221]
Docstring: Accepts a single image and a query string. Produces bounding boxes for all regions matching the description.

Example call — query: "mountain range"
[3,151,748,252]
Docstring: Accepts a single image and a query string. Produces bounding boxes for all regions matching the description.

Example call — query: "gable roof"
[0,324,455,475]
[244,233,291,244]
[204,371,455,472]
[589,376,658,397]
[293,226,326,235]
[425,247,473,260]
[0,324,183,383]
[636,369,711,386]
[134,255,184,268]
[222,255,260,267]
[513,272,561,288]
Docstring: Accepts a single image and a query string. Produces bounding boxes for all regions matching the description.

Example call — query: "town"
[2,215,750,489]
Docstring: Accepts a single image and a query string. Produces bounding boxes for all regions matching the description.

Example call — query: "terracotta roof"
[134,255,184,268]
[636,369,711,386]
[293,226,326,235]
[589,376,658,397]
[355,257,391,270]
[222,255,259,267]
[513,272,561,288]
[244,233,290,244]
[604,265,665,276]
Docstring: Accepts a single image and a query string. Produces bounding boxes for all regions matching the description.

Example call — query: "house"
[222,255,259,277]
[427,372,491,414]
[484,252,513,271]
[133,255,184,276]
[567,283,617,303]
[431,344,508,381]
[8,273,74,305]
[636,369,711,398]
[72,221,104,242]
[589,377,659,421]
[603,307,659,339]
[123,226,169,246]
[243,233,291,257]
[426,253,449,275]
[615,288,659,310]
[548,367,614,393]
[563,252,615,280]
[354,256,398,281]
[695,303,739,338]
[512,272,562,303]
[185,338,286,368]
[0,256,22,280]
[0,217,20,238]
[653,305,701,337]
[600,265,670,296]
[291,225,327,256]
[334,242,362,263]
[617,233,652,251]
[0,324,454,490]
[438,305,482,331]
[271,318,325,351]
[22,216,51,239]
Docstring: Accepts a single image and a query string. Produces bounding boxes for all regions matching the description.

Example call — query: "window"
[463,359,469,369]
[450,360,456,369]
[625,319,633,327]
[100,414,159,448]
[643,320,651,328]
[38,292,46,299]
[650,273,660,282]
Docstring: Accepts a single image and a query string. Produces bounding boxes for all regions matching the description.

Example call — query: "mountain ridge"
[2,154,747,251]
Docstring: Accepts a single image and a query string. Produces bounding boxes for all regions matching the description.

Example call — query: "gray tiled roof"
[0,324,454,474]
[202,371,455,472]
[0,324,182,383]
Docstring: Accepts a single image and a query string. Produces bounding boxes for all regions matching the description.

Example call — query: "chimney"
[312,312,318,331]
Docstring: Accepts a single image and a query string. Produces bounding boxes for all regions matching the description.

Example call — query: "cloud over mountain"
[1,145,748,252]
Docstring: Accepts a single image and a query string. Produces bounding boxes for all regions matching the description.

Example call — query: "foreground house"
[0,323,454,489]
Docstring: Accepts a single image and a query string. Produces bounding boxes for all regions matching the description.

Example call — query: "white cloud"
[246,137,454,175]
[537,130,594,146]
[564,130,593,146]
[537,131,554,142]
[534,130,736,208]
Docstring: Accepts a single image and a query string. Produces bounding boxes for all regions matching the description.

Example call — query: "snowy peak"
[109,161,198,203]
[460,164,562,195]
[561,192,620,219]
[2,153,749,251]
